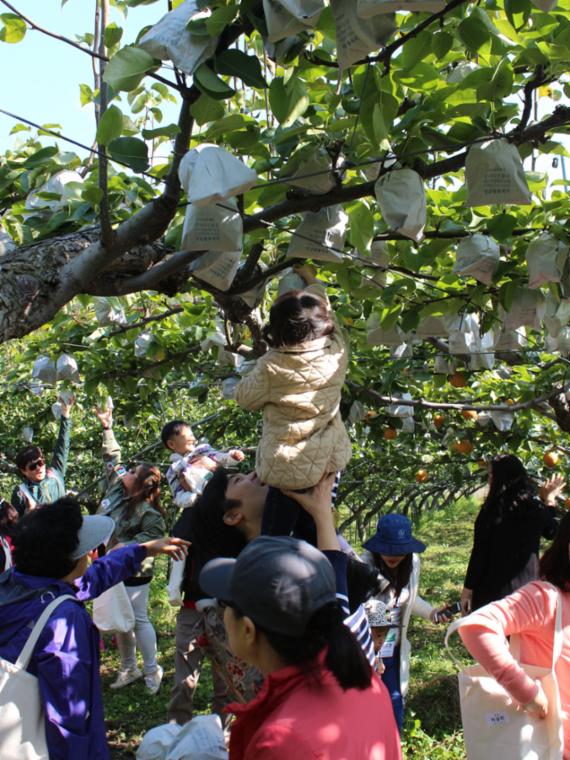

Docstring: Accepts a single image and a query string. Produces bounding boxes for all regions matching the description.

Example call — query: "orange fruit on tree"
[453,439,474,455]
[415,469,428,483]
[461,409,478,421]
[383,427,398,440]
[449,373,467,388]
[564,498,570,509]
[433,414,445,430]
[543,451,559,468]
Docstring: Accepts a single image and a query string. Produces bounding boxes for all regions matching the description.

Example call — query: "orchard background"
[0,0,569,755]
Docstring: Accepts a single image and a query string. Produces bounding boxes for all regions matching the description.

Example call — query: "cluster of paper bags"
[31,354,80,385]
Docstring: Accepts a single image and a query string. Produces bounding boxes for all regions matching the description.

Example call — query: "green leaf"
[142,124,180,140]
[269,79,289,124]
[104,22,123,49]
[349,203,374,253]
[96,105,124,146]
[205,4,238,36]
[269,77,309,127]
[504,0,531,31]
[190,94,226,125]
[215,50,266,88]
[399,31,431,71]
[458,16,490,53]
[477,59,513,100]
[0,13,26,43]
[431,31,453,60]
[82,186,104,206]
[108,137,149,172]
[23,146,58,168]
[79,83,94,106]
[487,213,517,241]
[103,46,156,92]
[194,64,236,100]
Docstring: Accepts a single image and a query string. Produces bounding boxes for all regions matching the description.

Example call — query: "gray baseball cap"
[199,536,337,637]
[70,515,115,560]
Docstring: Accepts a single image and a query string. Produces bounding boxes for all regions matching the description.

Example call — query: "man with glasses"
[11,395,75,516]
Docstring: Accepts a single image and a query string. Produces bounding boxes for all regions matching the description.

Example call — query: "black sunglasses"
[26,458,45,471]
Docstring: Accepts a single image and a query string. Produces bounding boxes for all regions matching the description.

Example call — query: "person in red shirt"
[199,475,402,760]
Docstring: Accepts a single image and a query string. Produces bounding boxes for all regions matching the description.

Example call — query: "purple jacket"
[0,544,146,759]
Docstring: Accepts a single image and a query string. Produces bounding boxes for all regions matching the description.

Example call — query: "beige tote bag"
[0,594,76,760]
[445,587,564,760]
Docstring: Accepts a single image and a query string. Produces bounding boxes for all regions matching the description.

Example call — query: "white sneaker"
[110,667,142,690]
[145,665,164,695]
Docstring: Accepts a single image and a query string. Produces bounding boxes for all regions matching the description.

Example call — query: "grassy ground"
[101,498,480,758]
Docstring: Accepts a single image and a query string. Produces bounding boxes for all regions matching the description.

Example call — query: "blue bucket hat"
[363,513,426,556]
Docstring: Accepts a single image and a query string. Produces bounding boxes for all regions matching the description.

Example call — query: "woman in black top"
[461,454,564,613]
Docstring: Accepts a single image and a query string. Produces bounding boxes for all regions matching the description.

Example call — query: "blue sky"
[0,0,170,155]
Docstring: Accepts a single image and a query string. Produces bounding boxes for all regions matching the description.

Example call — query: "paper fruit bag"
[178,144,257,207]
[387,392,414,417]
[181,197,242,253]
[32,356,57,385]
[526,233,569,289]
[284,147,338,194]
[263,0,324,42]
[447,62,479,83]
[331,0,395,68]
[415,315,450,339]
[544,296,570,338]
[500,288,545,330]
[367,313,410,345]
[139,0,217,76]
[286,205,348,262]
[465,140,532,207]
[191,250,242,291]
[375,169,426,242]
[94,298,127,326]
[494,326,527,352]
[56,353,80,383]
[453,234,500,285]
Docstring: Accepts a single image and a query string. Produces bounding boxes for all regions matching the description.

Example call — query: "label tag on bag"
[485,711,509,727]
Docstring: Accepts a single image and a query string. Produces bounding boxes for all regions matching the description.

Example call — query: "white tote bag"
[167,558,186,607]
[445,591,564,760]
[0,594,76,760]
[92,582,135,634]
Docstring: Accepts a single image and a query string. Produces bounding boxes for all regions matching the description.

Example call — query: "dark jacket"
[11,417,71,516]
[464,494,558,609]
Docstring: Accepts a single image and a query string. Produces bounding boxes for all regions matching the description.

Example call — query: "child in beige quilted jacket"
[234,267,352,540]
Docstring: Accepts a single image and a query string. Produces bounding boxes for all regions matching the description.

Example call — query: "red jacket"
[228,650,402,760]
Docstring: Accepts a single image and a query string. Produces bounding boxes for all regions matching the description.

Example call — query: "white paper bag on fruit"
[348,400,366,424]
[0,230,15,255]
[453,234,500,286]
[465,140,532,207]
[284,147,338,194]
[501,288,545,330]
[494,326,527,352]
[25,170,83,213]
[554,327,570,354]
[544,296,570,338]
[391,342,412,358]
[448,314,479,354]
[435,355,456,374]
[22,426,34,442]
[134,331,154,358]
[415,315,450,339]
[375,169,426,242]
[526,233,569,289]
[56,353,80,383]
[139,0,217,76]
[447,62,479,83]
[357,0,444,15]
[490,410,514,431]
[222,376,241,400]
[191,250,242,291]
[286,205,348,262]
[470,326,495,371]
[32,355,57,385]
[263,0,324,42]
[181,197,242,253]
[387,392,414,417]
[178,144,257,207]
[360,241,389,287]
[367,314,410,346]
[94,297,127,326]
[331,0,395,68]
[277,269,307,296]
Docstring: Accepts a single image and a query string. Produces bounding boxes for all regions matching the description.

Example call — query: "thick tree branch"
[100,305,183,339]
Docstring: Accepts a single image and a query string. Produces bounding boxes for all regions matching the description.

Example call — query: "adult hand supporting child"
[282,473,338,551]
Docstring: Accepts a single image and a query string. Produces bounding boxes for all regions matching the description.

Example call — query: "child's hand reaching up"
[229,449,245,462]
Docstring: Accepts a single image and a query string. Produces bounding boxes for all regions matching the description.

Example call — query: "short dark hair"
[12,498,82,578]
[264,290,334,348]
[161,420,191,448]
[540,512,570,590]
[188,468,246,567]
[15,445,43,471]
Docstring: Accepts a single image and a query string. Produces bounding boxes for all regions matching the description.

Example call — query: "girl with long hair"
[95,408,166,694]
[459,513,570,758]
[461,454,564,614]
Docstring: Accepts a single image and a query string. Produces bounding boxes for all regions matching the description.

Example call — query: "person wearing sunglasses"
[11,393,75,516]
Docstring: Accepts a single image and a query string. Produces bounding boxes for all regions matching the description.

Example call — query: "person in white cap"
[0,497,189,760]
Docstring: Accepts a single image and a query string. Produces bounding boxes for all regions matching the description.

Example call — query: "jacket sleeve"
[74,544,147,601]
[129,507,165,545]
[463,511,489,590]
[50,416,71,478]
[102,428,122,484]
[411,594,434,621]
[35,602,96,759]
[234,357,270,411]
[11,484,27,517]
[540,500,558,540]
[458,582,558,706]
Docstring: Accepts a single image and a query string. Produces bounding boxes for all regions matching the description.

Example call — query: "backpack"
[0,593,76,759]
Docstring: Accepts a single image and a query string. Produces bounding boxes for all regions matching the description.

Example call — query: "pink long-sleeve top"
[459,581,570,758]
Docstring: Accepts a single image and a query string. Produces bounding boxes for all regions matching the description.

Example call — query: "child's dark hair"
[161,420,191,448]
[264,290,334,348]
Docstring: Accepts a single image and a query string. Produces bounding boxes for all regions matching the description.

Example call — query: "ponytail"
[255,601,372,691]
